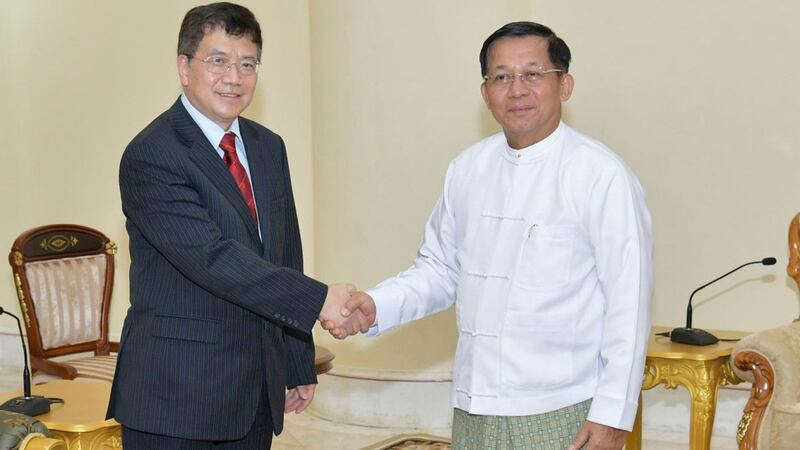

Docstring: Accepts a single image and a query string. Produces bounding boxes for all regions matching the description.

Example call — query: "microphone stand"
[0,307,51,416]
[670,258,776,346]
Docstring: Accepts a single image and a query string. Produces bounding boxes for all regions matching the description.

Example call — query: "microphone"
[670,257,776,346]
[0,306,51,416]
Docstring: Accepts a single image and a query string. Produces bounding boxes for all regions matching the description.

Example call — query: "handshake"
[318,284,376,339]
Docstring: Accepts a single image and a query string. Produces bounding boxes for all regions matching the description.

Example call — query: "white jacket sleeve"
[584,167,654,431]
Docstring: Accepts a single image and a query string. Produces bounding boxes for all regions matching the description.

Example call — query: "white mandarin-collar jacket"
[367,122,653,431]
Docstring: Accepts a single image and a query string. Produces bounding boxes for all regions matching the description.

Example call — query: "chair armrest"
[30,356,77,380]
[733,323,800,400]
[732,350,773,449]
[731,322,800,449]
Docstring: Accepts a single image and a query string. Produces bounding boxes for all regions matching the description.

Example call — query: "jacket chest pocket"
[515,224,576,289]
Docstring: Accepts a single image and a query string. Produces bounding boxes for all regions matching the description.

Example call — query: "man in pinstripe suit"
[106,3,369,448]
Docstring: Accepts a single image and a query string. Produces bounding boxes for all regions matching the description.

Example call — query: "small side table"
[0,380,121,450]
[626,326,748,450]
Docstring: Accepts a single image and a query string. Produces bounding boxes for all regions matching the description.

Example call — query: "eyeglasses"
[191,55,261,75]
[483,66,564,87]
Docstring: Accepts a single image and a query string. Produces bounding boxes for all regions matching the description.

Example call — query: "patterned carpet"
[360,433,451,450]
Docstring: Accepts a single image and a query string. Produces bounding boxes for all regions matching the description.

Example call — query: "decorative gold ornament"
[39,234,78,252]
[101,434,124,449]
[737,411,752,444]
[105,241,117,255]
[50,425,123,450]
[13,251,23,267]
[14,273,31,327]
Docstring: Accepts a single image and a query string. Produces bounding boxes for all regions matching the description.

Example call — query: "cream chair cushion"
[24,255,106,349]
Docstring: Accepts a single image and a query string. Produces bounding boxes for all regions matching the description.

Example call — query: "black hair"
[178,2,262,59]
[479,21,571,76]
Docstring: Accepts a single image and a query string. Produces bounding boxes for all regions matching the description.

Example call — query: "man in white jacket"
[326,21,653,450]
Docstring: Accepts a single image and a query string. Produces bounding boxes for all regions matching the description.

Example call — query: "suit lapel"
[168,99,261,244]
[240,120,274,258]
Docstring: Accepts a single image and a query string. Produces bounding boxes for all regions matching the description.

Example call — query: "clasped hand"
[318,284,376,339]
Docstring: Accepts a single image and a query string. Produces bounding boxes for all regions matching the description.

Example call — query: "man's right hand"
[318,283,355,330]
[320,290,376,339]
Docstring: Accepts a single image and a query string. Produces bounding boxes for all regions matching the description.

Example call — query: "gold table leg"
[641,356,740,450]
[684,359,732,450]
[625,392,643,450]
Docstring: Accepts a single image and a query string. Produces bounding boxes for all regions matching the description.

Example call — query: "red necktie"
[219,132,258,226]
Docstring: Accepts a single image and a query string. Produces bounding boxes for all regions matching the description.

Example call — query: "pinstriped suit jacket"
[106,98,327,440]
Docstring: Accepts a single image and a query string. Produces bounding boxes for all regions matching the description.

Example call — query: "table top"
[648,326,749,361]
[1,380,116,433]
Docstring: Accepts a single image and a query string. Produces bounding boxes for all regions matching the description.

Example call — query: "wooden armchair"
[731,213,800,449]
[8,225,119,382]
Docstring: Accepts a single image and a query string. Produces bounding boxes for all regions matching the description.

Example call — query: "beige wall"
[0,1,314,337]
[2,1,798,377]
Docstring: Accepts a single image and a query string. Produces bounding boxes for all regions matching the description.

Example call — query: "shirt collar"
[180,94,241,150]
[502,121,564,164]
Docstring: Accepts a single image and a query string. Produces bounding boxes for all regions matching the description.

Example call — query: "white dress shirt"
[367,122,653,430]
[180,94,261,239]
